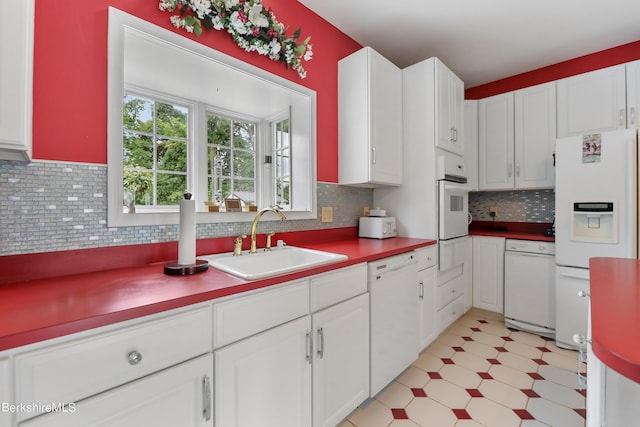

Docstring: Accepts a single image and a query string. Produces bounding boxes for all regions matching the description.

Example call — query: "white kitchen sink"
[200,246,348,280]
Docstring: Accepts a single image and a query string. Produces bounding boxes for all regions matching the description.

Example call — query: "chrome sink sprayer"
[250,207,286,253]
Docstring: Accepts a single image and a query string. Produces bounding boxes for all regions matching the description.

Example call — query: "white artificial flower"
[223,0,239,9]
[229,11,248,34]
[170,15,185,28]
[269,39,281,56]
[159,0,177,12]
[248,4,269,27]
[303,44,313,61]
[211,16,224,30]
[189,0,212,19]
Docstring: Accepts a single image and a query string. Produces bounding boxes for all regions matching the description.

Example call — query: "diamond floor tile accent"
[343,308,586,427]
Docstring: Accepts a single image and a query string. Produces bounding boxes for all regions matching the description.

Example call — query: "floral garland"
[159,0,313,79]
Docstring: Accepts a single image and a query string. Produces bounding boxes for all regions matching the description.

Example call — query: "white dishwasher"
[368,252,418,397]
[504,239,556,338]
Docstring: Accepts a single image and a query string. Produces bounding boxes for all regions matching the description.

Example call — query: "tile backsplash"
[469,189,555,223]
[0,160,373,256]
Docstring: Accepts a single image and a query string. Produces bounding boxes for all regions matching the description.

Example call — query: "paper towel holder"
[164,192,209,275]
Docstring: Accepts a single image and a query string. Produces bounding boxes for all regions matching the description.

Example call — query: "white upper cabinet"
[0,0,34,161]
[626,59,640,128]
[479,92,515,190]
[478,82,556,191]
[435,59,465,156]
[338,47,402,187]
[514,82,556,189]
[556,64,627,137]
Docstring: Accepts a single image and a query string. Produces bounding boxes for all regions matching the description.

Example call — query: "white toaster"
[358,217,397,239]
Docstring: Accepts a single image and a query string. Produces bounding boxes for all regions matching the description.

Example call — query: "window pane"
[123,132,153,169]
[157,173,187,205]
[156,102,188,138]
[207,115,231,147]
[123,94,153,132]
[276,178,290,206]
[234,179,255,204]
[234,150,255,179]
[157,139,187,172]
[233,122,255,150]
[123,170,153,206]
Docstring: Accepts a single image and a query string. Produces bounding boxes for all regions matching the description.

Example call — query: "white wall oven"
[438,179,470,241]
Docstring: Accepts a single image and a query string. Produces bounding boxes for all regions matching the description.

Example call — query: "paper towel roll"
[178,194,196,266]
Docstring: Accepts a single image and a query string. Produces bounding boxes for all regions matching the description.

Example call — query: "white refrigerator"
[555,128,638,349]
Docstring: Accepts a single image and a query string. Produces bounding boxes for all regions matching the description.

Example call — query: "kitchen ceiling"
[298,0,640,88]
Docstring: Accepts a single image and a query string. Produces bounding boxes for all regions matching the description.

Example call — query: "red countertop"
[469,221,555,242]
[0,235,435,352]
[590,257,640,383]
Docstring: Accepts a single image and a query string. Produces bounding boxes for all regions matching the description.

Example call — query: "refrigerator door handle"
[559,272,590,281]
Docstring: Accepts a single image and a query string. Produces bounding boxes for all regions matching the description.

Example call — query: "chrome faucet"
[250,207,286,253]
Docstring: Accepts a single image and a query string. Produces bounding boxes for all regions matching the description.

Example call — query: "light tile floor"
[340,308,586,427]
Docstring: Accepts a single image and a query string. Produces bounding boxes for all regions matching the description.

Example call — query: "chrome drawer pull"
[127,350,143,366]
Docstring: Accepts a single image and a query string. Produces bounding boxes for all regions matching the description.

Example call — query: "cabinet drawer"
[416,246,437,271]
[213,279,309,348]
[436,275,464,310]
[15,305,212,420]
[437,299,464,333]
[310,263,367,312]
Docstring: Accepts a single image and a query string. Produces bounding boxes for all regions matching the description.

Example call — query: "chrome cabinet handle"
[306,331,312,364]
[202,376,212,421]
[317,328,325,358]
[620,108,626,126]
[127,350,142,366]
[372,147,377,165]
[419,280,424,300]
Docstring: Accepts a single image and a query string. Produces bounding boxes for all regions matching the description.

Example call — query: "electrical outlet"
[489,206,498,218]
[321,206,334,223]
[363,206,370,217]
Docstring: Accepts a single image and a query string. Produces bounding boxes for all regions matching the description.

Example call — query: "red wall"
[31,0,361,183]
[465,40,640,99]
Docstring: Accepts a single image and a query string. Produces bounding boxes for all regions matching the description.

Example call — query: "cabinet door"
[338,47,402,187]
[472,237,505,313]
[312,293,369,427]
[215,316,312,427]
[557,64,627,137]
[479,93,514,190]
[627,60,640,128]
[436,60,464,156]
[0,0,33,161]
[514,82,556,189]
[20,354,214,427]
[370,49,403,185]
[418,266,437,350]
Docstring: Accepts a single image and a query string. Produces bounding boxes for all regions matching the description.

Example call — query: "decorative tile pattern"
[0,160,373,255]
[342,308,586,427]
[469,189,555,222]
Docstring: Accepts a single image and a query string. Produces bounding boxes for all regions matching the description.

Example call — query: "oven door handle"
[441,182,471,193]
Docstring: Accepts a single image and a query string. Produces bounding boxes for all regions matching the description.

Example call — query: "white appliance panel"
[504,243,556,337]
[555,266,590,350]
[555,128,637,268]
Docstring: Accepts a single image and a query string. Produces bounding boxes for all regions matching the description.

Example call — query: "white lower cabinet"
[213,264,369,427]
[1,357,10,427]
[472,237,505,313]
[312,293,369,427]
[20,354,213,427]
[416,246,437,351]
[215,315,313,427]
